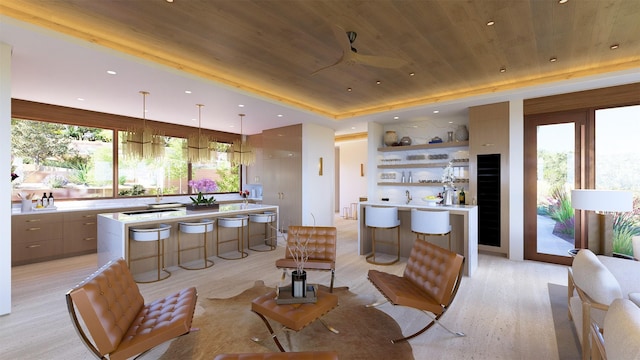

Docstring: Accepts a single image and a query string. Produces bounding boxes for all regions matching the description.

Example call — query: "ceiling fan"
[311,24,407,75]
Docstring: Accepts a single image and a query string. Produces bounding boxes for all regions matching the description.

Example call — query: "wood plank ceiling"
[2,0,639,120]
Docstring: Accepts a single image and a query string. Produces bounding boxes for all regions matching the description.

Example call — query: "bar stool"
[177,218,215,270]
[128,223,172,283]
[248,211,277,252]
[411,208,452,250]
[217,215,249,260]
[365,206,400,265]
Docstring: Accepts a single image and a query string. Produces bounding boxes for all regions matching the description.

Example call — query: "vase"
[21,199,32,213]
[383,131,398,146]
[455,125,469,141]
[291,270,307,298]
[400,136,412,146]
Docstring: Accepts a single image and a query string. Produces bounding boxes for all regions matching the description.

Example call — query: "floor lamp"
[571,189,633,256]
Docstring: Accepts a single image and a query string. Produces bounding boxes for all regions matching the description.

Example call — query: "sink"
[123,208,182,215]
[147,202,185,209]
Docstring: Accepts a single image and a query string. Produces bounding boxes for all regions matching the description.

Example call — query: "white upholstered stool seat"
[248,211,277,252]
[177,218,215,270]
[129,223,172,283]
[217,215,249,260]
[365,206,400,265]
[411,209,452,250]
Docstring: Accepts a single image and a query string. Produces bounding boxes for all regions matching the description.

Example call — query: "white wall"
[1,42,12,315]
[336,138,368,214]
[301,123,335,226]
[509,99,525,261]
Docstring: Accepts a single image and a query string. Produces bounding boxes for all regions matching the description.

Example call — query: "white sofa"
[590,298,640,360]
[568,249,640,360]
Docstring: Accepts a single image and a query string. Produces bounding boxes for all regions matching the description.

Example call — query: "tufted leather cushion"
[67,259,197,360]
[368,238,464,314]
[214,351,339,360]
[251,290,338,331]
[276,226,336,270]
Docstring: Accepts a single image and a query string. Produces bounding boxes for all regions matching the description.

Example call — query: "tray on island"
[276,284,318,304]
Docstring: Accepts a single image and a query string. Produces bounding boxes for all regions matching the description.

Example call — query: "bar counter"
[97,203,278,271]
[358,202,478,277]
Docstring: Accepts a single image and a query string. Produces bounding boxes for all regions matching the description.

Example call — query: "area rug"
[156,280,414,359]
[548,283,581,360]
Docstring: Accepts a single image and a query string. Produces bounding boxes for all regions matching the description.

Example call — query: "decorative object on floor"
[571,189,633,255]
[276,226,337,292]
[122,90,165,161]
[455,124,469,141]
[383,130,398,146]
[155,281,413,359]
[66,258,197,360]
[184,104,214,163]
[368,239,464,343]
[229,113,255,166]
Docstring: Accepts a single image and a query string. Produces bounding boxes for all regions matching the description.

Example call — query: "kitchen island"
[358,202,478,277]
[97,203,278,274]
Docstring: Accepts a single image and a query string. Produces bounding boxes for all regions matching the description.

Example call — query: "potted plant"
[287,228,310,298]
[187,178,219,210]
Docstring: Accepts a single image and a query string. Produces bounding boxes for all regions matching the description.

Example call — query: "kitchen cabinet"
[63,210,101,256]
[261,124,302,231]
[12,212,64,265]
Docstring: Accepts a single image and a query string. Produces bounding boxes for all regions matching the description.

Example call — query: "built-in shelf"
[378,181,470,187]
[377,141,469,152]
[378,161,469,169]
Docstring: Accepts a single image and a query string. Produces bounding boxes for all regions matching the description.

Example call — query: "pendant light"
[185,103,213,163]
[228,113,255,166]
[122,91,165,160]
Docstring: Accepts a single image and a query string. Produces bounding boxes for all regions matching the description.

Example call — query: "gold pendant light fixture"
[122,91,165,160]
[229,113,255,166]
[185,103,214,163]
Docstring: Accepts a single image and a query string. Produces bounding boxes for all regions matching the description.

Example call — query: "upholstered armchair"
[275,226,337,292]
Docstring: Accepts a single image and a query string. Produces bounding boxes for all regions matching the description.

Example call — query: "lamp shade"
[571,189,633,212]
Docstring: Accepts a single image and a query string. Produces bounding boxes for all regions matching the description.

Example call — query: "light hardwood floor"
[0,215,571,359]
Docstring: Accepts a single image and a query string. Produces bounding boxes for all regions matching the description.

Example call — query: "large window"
[12,118,240,201]
[595,105,640,256]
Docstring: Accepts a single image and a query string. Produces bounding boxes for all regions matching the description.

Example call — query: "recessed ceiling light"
[277,114,283,117]
[238,104,245,108]
[486,20,495,26]
[433,110,440,114]
[409,72,415,76]
[351,126,356,130]
[106,70,116,75]
[610,44,619,50]
[376,80,381,85]
[166,0,174,2]
[184,90,192,94]
[77,97,85,101]
[393,116,399,120]
[448,121,454,124]
[559,0,568,4]
[347,88,352,92]
[500,67,506,73]
[549,57,557,62]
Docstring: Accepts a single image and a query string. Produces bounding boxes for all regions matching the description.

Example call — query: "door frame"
[523,110,590,265]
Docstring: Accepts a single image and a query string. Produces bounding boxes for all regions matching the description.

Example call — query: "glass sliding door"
[524,112,586,265]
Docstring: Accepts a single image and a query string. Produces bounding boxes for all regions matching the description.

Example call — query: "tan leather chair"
[275,226,337,292]
[368,239,465,343]
[66,258,197,360]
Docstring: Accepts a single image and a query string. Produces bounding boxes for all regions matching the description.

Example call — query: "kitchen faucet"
[405,190,412,204]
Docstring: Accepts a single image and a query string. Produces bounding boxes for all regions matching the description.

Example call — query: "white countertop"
[12,193,262,215]
[360,201,477,212]
[98,203,276,223]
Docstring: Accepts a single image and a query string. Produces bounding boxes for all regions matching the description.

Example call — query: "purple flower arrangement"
[188,178,218,193]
